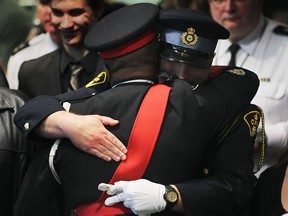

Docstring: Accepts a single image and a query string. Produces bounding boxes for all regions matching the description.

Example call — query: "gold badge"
[85,71,107,88]
[227,68,246,76]
[260,77,270,82]
[182,27,198,46]
[244,111,260,137]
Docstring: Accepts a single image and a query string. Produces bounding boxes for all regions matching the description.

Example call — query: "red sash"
[74,84,171,216]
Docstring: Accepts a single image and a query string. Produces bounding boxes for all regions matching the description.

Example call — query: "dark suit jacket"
[18,48,105,98]
[14,67,260,216]
[251,160,288,216]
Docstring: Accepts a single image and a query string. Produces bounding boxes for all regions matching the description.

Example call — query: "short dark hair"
[39,0,51,5]
[86,0,104,13]
[104,38,160,81]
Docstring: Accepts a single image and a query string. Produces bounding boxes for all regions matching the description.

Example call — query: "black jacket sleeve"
[176,104,260,216]
[13,86,100,138]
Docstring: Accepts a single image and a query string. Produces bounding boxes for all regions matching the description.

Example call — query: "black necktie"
[228,44,240,66]
[69,63,83,90]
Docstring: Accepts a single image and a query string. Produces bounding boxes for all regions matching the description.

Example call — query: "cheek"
[51,15,62,26]
[210,10,222,23]
[160,65,177,76]
[74,14,94,26]
[44,23,56,33]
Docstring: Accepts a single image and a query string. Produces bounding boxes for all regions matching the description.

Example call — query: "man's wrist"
[163,185,179,210]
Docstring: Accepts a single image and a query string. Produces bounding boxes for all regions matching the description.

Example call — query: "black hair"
[104,38,160,84]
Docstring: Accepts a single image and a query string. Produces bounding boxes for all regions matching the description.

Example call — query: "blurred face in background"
[37,0,56,33]
[160,58,210,86]
[208,0,263,42]
[50,0,95,47]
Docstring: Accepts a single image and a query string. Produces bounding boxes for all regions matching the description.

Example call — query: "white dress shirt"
[213,16,288,175]
[6,32,58,89]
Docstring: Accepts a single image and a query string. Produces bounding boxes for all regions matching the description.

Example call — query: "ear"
[104,64,110,73]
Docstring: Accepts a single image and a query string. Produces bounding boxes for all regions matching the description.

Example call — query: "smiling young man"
[17,0,111,98]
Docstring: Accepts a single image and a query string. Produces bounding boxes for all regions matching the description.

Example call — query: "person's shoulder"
[208,66,259,99]
[12,33,47,55]
[210,66,258,81]
[19,49,60,77]
[22,48,60,66]
[55,72,110,103]
[267,19,288,37]
[273,25,288,37]
[0,87,29,107]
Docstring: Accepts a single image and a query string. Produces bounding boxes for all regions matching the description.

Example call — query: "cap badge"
[244,111,260,137]
[182,27,198,46]
[85,71,107,88]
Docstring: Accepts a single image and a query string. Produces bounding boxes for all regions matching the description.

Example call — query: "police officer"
[14,3,261,216]
[209,0,288,175]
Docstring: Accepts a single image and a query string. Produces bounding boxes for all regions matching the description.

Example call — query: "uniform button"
[203,168,209,175]
[24,122,30,131]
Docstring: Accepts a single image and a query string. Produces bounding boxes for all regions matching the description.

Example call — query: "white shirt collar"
[215,15,267,61]
[112,79,154,88]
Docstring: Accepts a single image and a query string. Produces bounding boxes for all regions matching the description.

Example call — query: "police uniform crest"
[85,71,107,88]
[244,110,260,137]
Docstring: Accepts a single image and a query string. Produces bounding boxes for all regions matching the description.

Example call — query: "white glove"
[100,179,166,215]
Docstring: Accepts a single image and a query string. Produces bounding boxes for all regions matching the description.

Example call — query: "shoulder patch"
[244,110,260,137]
[85,71,107,88]
[273,25,288,36]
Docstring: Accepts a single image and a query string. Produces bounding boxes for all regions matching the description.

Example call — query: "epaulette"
[273,25,288,36]
[12,41,30,55]
[55,87,97,103]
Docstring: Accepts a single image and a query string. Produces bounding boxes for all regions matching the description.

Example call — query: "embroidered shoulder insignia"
[12,41,30,55]
[244,110,260,137]
[227,68,245,76]
[85,71,107,88]
[273,25,288,36]
[182,27,198,46]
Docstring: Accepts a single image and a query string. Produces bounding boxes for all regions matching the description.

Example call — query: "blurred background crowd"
[0,0,287,71]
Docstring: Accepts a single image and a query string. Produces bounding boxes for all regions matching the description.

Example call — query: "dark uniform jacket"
[0,88,31,216]
[250,160,288,216]
[18,47,106,98]
[14,67,260,216]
